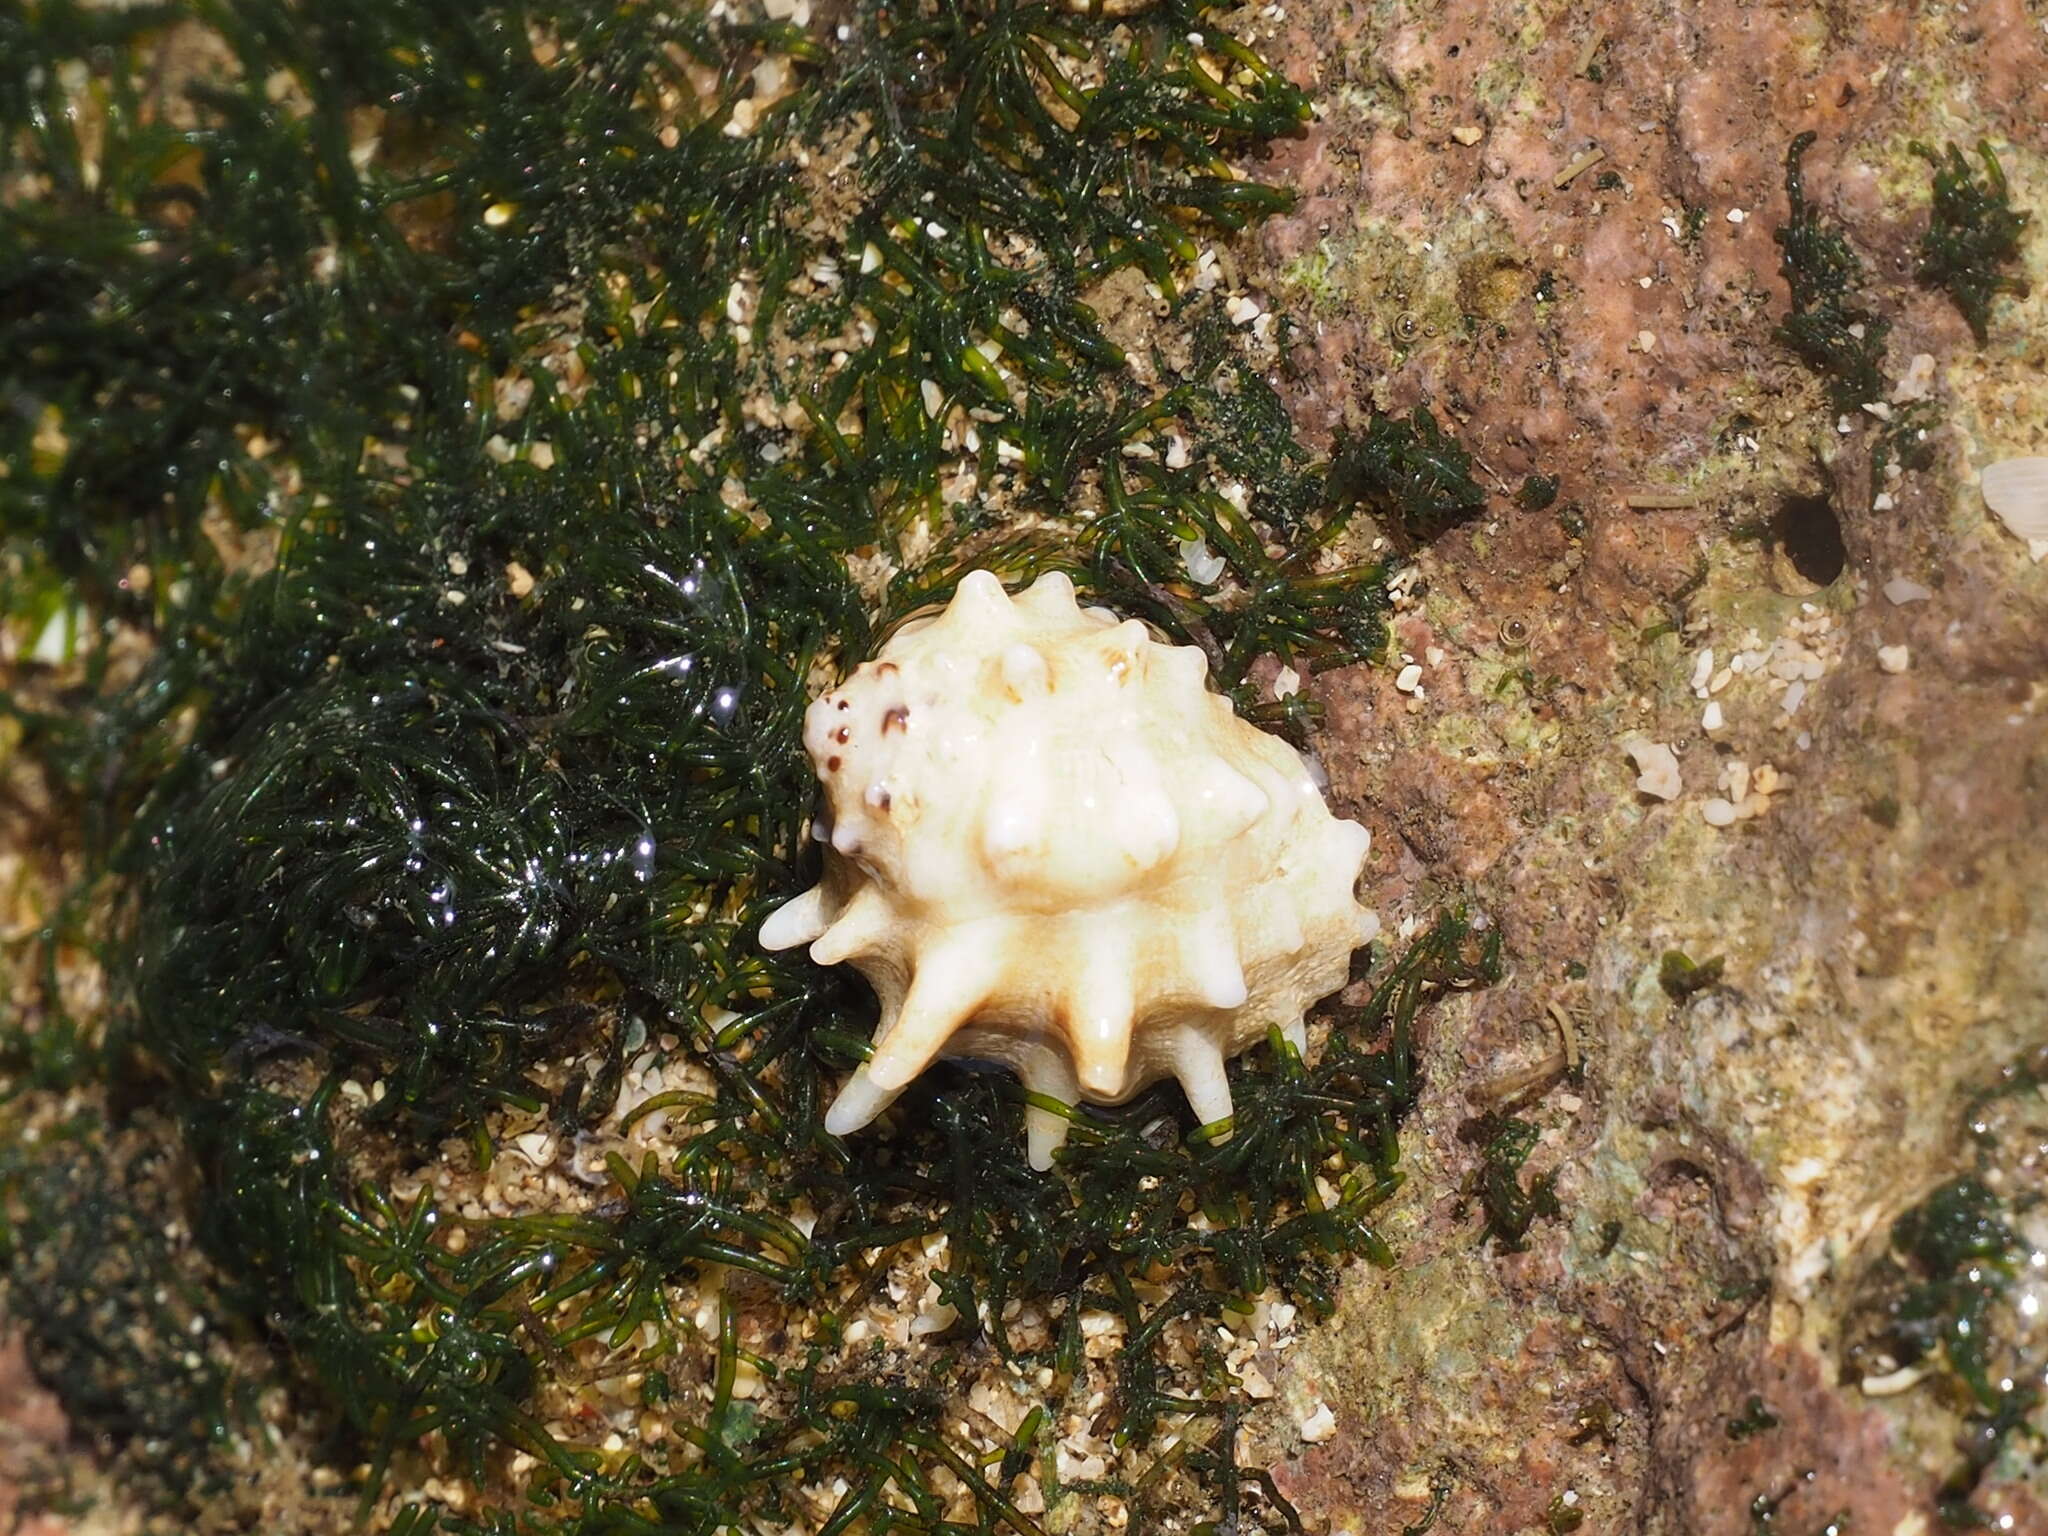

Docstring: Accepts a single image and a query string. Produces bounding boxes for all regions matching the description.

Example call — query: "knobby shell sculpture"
[761,569,1380,1168]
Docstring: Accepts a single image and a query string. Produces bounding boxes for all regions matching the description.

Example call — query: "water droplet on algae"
[631,834,656,882]
[644,556,722,615]
[710,685,742,722]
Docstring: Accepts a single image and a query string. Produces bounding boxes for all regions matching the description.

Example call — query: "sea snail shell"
[761,569,1380,1168]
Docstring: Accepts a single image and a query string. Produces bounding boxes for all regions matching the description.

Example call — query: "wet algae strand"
[1763,132,2036,505]
[2,0,1502,1529]
[1772,132,1891,415]
[1913,140,2030,343]
[1843,1046,2048,1526]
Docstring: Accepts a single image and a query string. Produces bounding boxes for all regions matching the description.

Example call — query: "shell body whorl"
[761,569,1379,1167]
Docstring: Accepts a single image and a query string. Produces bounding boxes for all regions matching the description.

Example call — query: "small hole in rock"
[1773,492,1846,587]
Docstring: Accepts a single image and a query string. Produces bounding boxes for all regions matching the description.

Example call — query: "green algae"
[0,0,1506,1528]
[1772,133,1889,415]
[1768,133,2031,513]
[0,1123,249,1501]
[1724,1395,1780,1442]
[1849,1045,2048,1525]
[1459,1111,1561,1254]
[1913,141,2030,343]
[1327,404,1488,546]
[1514,474,1559,513]
[1658,950,1724,1002]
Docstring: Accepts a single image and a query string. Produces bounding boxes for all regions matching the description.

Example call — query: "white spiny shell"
[760,569,1380,1168]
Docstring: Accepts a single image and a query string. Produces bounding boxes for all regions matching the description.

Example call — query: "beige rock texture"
[1220,0,2048,1532]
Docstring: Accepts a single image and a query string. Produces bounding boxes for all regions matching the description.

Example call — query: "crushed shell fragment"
[1982,457,2048,561]
[761,569,1380,1167]
[1624,738,1683,801]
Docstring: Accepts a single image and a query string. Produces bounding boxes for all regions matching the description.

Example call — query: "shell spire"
[761,569,1380,1168]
